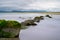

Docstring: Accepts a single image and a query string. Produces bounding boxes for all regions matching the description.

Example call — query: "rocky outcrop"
[21,16,44,26]
[33,16,44,22]
[33,16,41,22]
[40,16,44,20]
[45,15,52,18]
[2,28,20,38]
[21,20,37,26]
[0,20,21,38]
[0,38,19,40]
[0,14,52,38]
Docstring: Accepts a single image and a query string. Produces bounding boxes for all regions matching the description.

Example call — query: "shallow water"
[0,13,60,40]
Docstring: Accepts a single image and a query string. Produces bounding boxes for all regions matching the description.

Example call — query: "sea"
[0,12,60,40]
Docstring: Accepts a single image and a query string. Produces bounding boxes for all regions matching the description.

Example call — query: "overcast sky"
[0,0,60,12]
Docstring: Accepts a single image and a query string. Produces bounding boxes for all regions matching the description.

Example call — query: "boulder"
[45,15,52,18]
[21,20,37,26]
[0,20,21,38]
[33,16,41,22]
[2,28,20,38]
[33,16,44,22]
[0,38,19,40]
[40,16,44,20]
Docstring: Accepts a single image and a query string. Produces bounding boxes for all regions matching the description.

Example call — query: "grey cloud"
[0,0,60,12]
[0,0,34,9]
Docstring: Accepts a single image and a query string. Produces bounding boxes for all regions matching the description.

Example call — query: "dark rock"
[15,34,19,38]
[33,16,44,22]
[2,28,20,38]
[0,38,19,40]
[33,16,41,22]
[21,20,37,26]
[45,15,52,18]
[40,16,44,20]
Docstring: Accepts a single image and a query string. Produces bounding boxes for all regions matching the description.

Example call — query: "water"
[0,13,60,40]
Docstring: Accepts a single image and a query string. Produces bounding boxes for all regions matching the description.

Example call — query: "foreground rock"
[21,20,37,26]
[0,38,19,40]
[2,28,20,38]
[0,20,21,38]
[33,16,44,22]
[45,15,52,18]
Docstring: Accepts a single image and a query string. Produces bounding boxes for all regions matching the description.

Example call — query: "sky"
[0,0,60,12]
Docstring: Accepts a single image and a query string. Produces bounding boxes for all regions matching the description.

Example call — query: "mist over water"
[0,13,60,40]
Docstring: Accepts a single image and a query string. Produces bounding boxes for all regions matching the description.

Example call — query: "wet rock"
[45,15,52,18]
[33,16,44,22]
[0,38,19,40]
[33,16,41,22]
[40,16,44,20]
[2,28,20,38]
[21,20,37,26]
[15,34,19,38]
[0,20,21,38]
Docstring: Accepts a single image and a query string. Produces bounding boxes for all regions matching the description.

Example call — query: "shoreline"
[0,12,60,15]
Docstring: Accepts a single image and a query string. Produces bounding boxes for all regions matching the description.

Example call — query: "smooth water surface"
[0,13,60,40]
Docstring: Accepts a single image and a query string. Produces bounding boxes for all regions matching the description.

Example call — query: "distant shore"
[0,12,60,15]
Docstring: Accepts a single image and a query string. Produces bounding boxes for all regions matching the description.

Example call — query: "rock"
[0,38,19,40]
[21,20,37,26]
[0,20,21,28]
[40,16,44,20]
[45,15,52,18]
[7,20,21,28]
[15,34,19,38]
[33,16,41,22]
[33,16,44,22]
[2,28,20,38]
[0,20,21,38]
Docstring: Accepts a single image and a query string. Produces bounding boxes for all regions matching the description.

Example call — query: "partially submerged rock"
[33,16,40,22]
[33,16,44,22]
[21,20,37,26]
[0,20,21,28]
[0,20,21,38]
[40,16,44,20]
[45,15,52,18]
[0,38,19,40]
[2,28,20,38]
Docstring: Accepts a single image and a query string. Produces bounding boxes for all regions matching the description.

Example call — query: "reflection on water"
[0,13,60,40]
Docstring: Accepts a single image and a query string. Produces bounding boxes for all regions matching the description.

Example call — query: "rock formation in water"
[21,15,52,26]
[39,16,44,20]
[33,16,41,22]
[0,20,21,38]
[33,16,44,22]
[21,20,37,26]
[0,15,52,39]
[45,15,52,18]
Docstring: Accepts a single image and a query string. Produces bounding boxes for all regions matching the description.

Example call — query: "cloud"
[0,0,33,9]
[0,0,60,12]
[23,0,60,12]
[25,2,57,9]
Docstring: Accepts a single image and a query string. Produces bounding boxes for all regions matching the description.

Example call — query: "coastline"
[0,12,60,15]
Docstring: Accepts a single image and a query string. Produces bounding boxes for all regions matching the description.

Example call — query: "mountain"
[0,9,47,12]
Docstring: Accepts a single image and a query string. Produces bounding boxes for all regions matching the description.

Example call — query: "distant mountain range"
[0,10,47,12]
